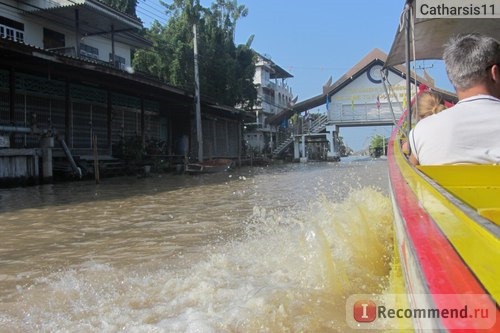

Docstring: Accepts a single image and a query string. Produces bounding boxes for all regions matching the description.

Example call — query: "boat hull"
[185,159,233,174]
[387,125,500,332]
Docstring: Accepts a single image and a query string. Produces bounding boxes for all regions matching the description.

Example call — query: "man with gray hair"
[409,33,500,165]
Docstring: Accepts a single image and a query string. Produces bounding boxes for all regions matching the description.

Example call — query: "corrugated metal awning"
[23,0,149,48]
[385,0,500,67]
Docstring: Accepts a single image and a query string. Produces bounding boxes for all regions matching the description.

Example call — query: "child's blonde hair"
[413,91,446,120]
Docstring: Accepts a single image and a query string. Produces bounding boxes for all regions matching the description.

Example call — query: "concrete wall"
[0,149,41,186]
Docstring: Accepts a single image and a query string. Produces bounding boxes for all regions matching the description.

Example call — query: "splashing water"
[0,161,402,332]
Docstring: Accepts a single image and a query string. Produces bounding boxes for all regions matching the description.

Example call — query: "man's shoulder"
[413,96,500,134]
[417,108,452,124]
[412,108,453,135]
[453,95,500,110]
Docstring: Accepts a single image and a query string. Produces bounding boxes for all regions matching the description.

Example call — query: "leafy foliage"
[100,0,138,16]
[369,134,388,158]
[337,136,352,157]
[132,0,257,109]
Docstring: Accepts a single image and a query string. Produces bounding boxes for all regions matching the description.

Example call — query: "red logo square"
[353,300,377,322]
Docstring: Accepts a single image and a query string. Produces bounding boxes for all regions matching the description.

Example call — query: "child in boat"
[402,91,446,161]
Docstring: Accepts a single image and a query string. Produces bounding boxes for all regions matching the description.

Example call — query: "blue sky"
[136,0,455,151]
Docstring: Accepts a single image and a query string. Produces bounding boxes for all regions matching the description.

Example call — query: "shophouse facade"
[0,0,244,185]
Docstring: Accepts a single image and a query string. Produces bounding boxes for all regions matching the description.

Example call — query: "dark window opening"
[80,43,99,59]
[43,28,65,49]
[0,16,24,30]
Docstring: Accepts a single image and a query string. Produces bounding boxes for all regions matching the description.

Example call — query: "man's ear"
[490,64,500,83]
[490,64,500,98]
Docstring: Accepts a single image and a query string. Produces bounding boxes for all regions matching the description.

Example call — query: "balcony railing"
[328,102,403,125]
[0,25,24,42]
[46,46,126,70]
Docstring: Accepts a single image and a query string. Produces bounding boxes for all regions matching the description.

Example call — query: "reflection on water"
[0,159,397,332]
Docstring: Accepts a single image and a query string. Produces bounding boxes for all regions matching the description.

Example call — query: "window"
[43,28,65,49]
[109,54,126,70]
[0,16,24,42]
[15,30,23,42]
[80,43,99,59]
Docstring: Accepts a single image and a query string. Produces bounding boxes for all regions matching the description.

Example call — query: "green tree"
[100,0,138,16]
[337,136,351,157]
[133,0,257,109]
[369,134,388,158]
[210,0,248,38]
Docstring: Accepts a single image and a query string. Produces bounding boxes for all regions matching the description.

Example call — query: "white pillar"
[293,136,300,161]
[269,128,274,151]
[40,137,54,182]
[325,125,340,161]
[300,134,307,162]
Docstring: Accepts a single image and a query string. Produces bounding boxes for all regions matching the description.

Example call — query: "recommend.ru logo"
[353,300,377,323]
[346,294,496,330]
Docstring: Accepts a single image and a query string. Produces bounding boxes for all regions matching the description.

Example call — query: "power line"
[136,0,168,25]
[139,0,167,16]
[137,5,164,21]
[136,8,161,24]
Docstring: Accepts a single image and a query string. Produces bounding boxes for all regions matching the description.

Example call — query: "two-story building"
[0,0,245,185]
[1,0,146,69]
[244,53,293,154]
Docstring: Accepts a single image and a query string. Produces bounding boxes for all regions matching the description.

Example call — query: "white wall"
[254,66,268,86]
[328,66,413,123]
[1,0,132,67]
[244,132,265,151]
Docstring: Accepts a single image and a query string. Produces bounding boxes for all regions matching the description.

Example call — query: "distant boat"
[185,158,233,174]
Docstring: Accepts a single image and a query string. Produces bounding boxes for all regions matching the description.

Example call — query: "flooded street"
[0,158,397,332]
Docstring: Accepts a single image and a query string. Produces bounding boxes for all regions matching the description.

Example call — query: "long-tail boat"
[385,1,500,331]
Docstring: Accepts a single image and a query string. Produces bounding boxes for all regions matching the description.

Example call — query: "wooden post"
[140,98,145,146]
[212,119,216,158]
[9,67,15,147]
[9,67,15,122]
[225,120,229,157]
[93,134,100,184]
[40,137,53,183]
[193,24,203,162]
[238,118,242,167]
[75,9,80,56]
[33,151,40,184]
[107,90,112,152]
[110,24,115,67]
[65,80,70,143]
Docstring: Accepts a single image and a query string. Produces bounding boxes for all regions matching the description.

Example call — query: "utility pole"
[193,23,203,162]
[383,135,386,156]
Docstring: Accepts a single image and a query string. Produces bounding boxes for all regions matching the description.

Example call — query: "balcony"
[46,46,126,70]
[0,25,24,42]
